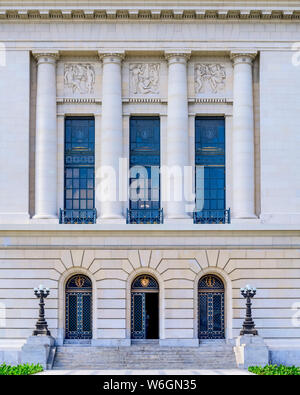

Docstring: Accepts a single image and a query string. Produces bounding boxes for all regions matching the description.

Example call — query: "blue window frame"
[195,117,229,224]
[60,117,96,224]
[128,117,163,224]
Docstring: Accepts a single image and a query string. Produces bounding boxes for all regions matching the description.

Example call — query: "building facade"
[0,0,300,365]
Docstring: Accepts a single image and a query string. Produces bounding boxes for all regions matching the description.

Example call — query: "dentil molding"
[1,2,300,21]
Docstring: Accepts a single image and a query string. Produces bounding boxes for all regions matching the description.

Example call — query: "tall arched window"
[128,117,162,224]
[195,117,229,224]
[60,117,96,224]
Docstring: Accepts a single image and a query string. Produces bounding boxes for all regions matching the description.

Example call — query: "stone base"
[159,339,199,347]
[269,347,300,366]
[0,349,21,365]
[234,334,269,369]
[21,335,55,369]
[91,339,131,347]
[0,213,30,224]
[231,218,260,225]
[97,217,126,224]
[31,217,59,224]
[164,218,193,225]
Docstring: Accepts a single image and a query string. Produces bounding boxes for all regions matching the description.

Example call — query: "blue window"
[128,117,163,224]
[60,117,96,224]
[195,117,229,224]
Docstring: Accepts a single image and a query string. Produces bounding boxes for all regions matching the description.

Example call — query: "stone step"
[53,344,237,370]
[55,348,234,352]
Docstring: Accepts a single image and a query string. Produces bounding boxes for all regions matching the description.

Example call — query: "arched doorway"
[65,274,92,339]
[198,274,225,339]
[131,274,159,339]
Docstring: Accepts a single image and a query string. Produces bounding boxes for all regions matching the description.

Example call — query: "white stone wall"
[0,1,300,355]
[0,50,30,223]
[260,51,300,224]
[0,229,299,348]
[0,16,299,224]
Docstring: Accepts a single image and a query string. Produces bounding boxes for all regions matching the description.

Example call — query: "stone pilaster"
[231,51,257,219]
[32,51,59,220]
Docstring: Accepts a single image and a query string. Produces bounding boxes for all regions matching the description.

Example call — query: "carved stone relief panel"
[64,63,96,95]
[194,63,226,94]
[129,63,160,95]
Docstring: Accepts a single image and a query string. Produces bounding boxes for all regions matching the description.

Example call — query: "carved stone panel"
[130,63,160,95]
[64,63,95,95]
[194,63,226,94]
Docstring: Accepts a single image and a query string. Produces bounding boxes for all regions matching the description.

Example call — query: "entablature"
[1,1,300,21]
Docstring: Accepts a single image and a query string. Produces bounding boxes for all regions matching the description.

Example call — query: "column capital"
[165,50,191,64]
[230,51,257,65]
[32,50,60,64]
[98,51,125,64]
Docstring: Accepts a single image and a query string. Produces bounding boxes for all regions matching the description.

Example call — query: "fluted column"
[164,51,192,222]
[231,51,257,219]
[32,51,59,220]
[98,51,125,222]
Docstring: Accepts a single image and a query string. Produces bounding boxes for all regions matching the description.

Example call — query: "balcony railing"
[59,208,230,225]
[193,209,231,224]
[59,209,97,224]
[127,208,164,224]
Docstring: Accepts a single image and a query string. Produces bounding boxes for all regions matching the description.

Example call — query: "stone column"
[164,51,192,222]
[231,51,257,219]
[98,51,125,223]
[32,51,59,220]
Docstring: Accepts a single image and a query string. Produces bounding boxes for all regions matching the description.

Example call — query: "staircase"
[52,341,237,370]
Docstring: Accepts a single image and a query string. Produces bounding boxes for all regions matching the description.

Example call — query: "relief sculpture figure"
[64,63,95,94]
[195,63,226,94]
[130,63,160,94]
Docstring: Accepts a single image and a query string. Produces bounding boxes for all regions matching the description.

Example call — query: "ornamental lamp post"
[33,284,51,336]
[240,284,258,336]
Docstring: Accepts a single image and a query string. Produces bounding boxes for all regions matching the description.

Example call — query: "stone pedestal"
[234,334,269,369]
[21,335,55,369]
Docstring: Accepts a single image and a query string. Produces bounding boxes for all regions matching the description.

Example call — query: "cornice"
[1,8,300,21]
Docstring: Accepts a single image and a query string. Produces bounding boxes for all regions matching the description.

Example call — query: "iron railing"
[59,209,97,224]
[193,209,230,224]
[127,208,164,224]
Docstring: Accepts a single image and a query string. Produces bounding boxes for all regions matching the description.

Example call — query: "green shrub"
[0,363,43,375]
[248,364,300,375]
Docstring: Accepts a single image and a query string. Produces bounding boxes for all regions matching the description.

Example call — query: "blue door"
[195,117,227,223]
[63,117,96,224]
[129,117,162,224]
